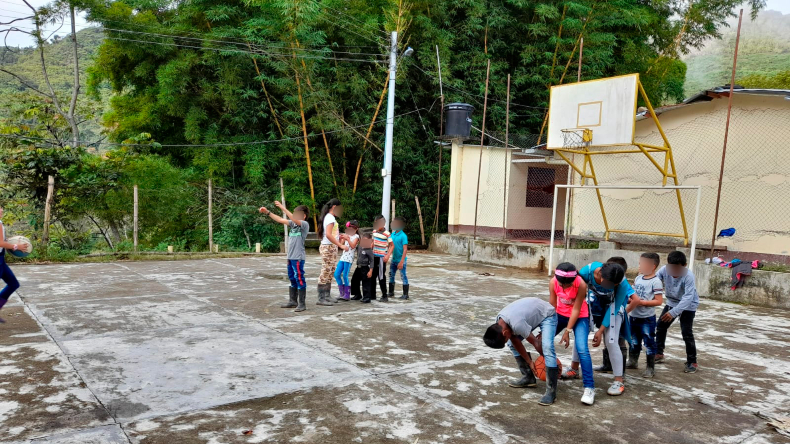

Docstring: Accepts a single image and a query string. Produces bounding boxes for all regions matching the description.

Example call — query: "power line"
[0,14,386,60]
[0,108,428,148]
[410,63,547,111]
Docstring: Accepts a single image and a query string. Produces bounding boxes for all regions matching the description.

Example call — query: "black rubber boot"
[317,284,333,306]
[281,287,298,308]
[508,355,537,388]
[379,280,389,302]
[627,349,640,369]
[325,283,338,304]
[399,284,409,300]
[295,288,307,312]
[388,282,395,298]
[594,349,613,373]
[643,355,655,378]
[538,367,559,406]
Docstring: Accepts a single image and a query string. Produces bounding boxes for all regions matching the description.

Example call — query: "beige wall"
[567,94,790,255]
[447,142,568,235]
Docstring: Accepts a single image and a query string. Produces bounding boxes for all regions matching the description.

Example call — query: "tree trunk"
[67,5,80,146]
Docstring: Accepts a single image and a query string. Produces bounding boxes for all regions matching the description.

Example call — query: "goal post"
[548,184,703,276]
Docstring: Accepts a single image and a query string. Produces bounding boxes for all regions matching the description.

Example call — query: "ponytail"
[318,198,342,238]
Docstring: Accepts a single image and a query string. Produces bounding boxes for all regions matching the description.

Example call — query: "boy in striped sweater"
[372,215,393,302]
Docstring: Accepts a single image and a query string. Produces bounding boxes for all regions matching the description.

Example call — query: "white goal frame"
[548,184,703,276]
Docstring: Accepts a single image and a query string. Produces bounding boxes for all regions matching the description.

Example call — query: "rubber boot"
[295,288,307,312]
[344,285,351,301]
[388,282,395,298]
[0,298,7,324]
[643,355,655,378]
[337,285,349,301]
[594,348,613,373]
[380,280,389,302]
[538,367,559,406]
[281,287,298,308]
[627,349,640,369]
[317,284,334,306]
[325,283,338,303]
[399,284,409,300]
[508,355,537,388]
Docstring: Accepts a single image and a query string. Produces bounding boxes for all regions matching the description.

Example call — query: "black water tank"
[444,103,474,138]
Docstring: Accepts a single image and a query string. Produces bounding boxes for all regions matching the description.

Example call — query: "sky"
[1,0,789,48]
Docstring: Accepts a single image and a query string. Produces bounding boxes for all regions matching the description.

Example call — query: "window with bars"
[525,167,556,208]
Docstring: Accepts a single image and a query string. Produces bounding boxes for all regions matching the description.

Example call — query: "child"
[356,233,376,303]
[0,206,22,323]
[549,262,595,405]
[586,261,633,396]
[259,202,310,312]
[371,215,393,302]
[334,221,359,301]
[317,199,349,306]
[656,251,699,373]
[483,297,559,406]
[388,216,409,300]
[626,253,664,378]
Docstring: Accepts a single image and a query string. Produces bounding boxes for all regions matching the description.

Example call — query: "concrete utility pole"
[381,31,398,229]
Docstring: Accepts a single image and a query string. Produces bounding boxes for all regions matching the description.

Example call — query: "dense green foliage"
[0,0,770,256]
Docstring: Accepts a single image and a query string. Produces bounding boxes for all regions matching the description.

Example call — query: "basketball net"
[560,128,593,149]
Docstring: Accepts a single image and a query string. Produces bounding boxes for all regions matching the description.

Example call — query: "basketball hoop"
[561,128,593,149]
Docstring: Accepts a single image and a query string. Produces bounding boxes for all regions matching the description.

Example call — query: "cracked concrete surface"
[1,253,789,443]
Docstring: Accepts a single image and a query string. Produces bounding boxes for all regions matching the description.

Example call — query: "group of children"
[485,251,699,406]
[259,199,410,311]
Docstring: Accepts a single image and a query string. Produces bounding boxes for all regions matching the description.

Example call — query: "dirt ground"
[2,252,789,443]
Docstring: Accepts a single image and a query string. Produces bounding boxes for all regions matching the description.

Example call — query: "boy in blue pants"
[388,216,410,300]
[259,202,310,312]
[626,253,664,378]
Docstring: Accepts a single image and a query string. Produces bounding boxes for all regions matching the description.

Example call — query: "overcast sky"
[1,0,789,48]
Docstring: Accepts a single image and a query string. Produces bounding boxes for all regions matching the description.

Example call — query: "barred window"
[525,167,555,208]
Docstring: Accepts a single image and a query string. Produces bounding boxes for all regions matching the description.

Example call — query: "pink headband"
[346,221,358,228]
[555,269,577,278]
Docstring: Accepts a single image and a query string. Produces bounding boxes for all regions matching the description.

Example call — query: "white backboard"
[546,74,639,149]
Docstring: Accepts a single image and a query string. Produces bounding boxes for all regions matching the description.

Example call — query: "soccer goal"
[548,184,703,276]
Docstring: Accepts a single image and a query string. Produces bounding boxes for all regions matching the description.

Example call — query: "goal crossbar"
[548,184,703,276]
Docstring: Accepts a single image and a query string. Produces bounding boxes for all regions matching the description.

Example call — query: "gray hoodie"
[657,265,699,317]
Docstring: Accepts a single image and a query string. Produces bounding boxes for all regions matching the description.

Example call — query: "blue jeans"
[556,315,594,388]
[630,315,658,356]
[0,252,20,302]
[287,260,306,290]
[389,260,408,285]
[334,261,352,286]
[507,314,558,369]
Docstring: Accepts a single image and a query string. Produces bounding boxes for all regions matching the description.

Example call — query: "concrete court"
[1,252,789,444]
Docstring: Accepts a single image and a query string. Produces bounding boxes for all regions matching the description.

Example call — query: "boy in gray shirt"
[655,251,700,373]
[484,297,561,406]
[260,202,310,312]
[626,253,664,378]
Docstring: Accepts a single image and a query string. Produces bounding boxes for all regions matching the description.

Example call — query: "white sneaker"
[581,387,595,405]
[607,380,625,396]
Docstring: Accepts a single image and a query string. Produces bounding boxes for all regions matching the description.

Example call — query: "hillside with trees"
[683,9,790,96]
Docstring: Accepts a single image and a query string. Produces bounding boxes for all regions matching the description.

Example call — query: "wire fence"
[466,104,790,262]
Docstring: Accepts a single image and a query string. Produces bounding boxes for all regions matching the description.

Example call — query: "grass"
[758,263,790,273]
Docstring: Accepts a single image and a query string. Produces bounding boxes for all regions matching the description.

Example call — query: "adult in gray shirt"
[655,251,699,373]
[484,297,561,406]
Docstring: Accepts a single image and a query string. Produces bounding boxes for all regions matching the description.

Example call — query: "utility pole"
[381,31,398,229]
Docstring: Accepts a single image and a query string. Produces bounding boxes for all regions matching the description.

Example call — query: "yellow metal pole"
[638,80,689,245]
[608,229,686,238]
[585,153,610,239]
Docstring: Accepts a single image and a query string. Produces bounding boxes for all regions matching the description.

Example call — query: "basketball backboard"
[546,74,639,149]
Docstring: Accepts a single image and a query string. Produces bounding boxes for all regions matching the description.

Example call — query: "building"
[447,87,790,262]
